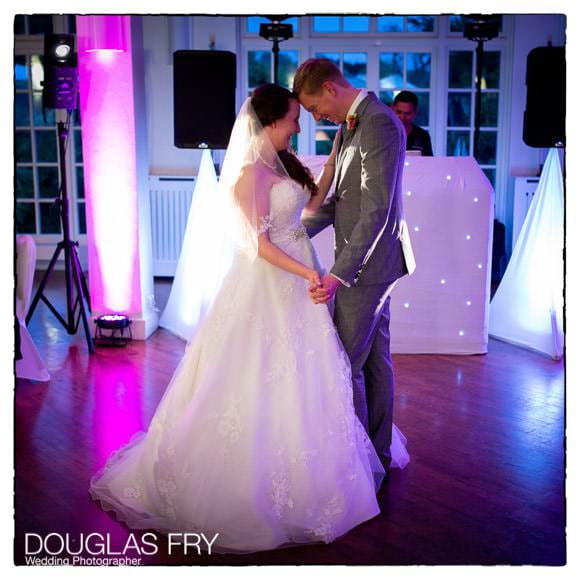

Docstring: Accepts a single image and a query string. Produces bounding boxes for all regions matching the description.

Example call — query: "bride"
[89,83,409,554]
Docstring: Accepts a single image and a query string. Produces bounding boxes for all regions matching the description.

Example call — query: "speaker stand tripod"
[26,117,94,354]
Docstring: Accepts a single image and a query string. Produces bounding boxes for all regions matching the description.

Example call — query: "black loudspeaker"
[173,50,236,149]
[523,46,565,148]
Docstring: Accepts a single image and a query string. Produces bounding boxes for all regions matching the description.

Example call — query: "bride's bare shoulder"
[238,162,279,187]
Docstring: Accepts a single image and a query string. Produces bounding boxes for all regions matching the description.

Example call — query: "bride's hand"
[305,269,322,290]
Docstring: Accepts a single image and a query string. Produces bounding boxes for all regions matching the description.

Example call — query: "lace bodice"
[258,179,309,246]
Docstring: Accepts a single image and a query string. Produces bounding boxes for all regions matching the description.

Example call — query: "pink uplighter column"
[76,15,141,315]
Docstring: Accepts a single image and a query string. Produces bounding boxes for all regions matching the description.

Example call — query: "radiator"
[149,176,196,276]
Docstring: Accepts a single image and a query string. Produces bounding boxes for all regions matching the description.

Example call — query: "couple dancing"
[89,58,416,554]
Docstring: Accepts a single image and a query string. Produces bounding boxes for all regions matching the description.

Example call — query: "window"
[446,49,501,187]
[247,50,299,91]
[377,15,435,33]
[313,16,370,33]
[15,55,61,235]
[14,51,85,237]
[379,51,432,127]
[246,48,300,149]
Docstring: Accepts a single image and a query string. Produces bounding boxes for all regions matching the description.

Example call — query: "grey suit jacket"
[303,92,415,287]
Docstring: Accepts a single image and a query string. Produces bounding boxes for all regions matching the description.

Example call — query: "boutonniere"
[346,114,359,131]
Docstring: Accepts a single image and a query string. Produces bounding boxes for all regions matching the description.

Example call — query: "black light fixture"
[463,15,500,161]
[42,33,78,110]
[94,314,132,347]
[259,15,294,85]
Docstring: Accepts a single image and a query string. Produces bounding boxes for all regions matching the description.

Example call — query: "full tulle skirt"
[90,237,409,553]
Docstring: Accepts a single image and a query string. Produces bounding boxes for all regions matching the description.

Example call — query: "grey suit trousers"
[332,279,397,469]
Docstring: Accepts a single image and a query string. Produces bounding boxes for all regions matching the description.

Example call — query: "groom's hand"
[309,274,341,304]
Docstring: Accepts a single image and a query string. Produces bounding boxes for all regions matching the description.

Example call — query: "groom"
[294,58,415,474]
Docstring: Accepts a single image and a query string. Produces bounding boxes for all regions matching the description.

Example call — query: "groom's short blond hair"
[293,58,349,96]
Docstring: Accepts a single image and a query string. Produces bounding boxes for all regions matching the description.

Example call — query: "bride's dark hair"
[251,84,318,197]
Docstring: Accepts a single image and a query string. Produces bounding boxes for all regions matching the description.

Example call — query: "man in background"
[392,90,433,156]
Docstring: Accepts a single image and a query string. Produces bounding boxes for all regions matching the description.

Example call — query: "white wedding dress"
[89,178,409,553]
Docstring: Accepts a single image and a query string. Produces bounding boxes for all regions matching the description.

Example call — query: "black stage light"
[258,15,294,85]
[42,33,78,110]
[94,314,133,347]
[463,14,500,42]
[259,21,293,42]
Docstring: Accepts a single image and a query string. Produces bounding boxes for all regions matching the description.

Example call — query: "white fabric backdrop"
[489,148,564,359]
[15,235,50,381]
[301,156,494,355]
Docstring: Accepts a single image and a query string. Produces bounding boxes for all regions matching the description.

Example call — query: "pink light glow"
[77,16,141,314]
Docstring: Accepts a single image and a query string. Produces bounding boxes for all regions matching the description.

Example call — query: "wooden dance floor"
[14,272,565,565]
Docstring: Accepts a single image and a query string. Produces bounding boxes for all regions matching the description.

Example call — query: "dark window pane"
[379,52,403,89]
[343,53,366,88]
[247,16,268,34]
[447,130,471,156]
[73,106,82,126]
[78,202,86,234]
[481,51,500,89]
[343,16,369,32]
[35,129,58,162]
[407,52,431,88]
[377,16,404,32]
[248,51,270,87]
[74,130,83,163]
[32,92,56,126]
[313,16,340,33]
[290,134,298,152]
[38,166,59,198]
[14,15,26,35]
[40,202,62,234]
[15,130,32,162]
[15,93,30,126]
[67,14,76,34]
[448,93,472,127]
[449,51,473,88]
[14,55,28,89]
[315,52,340,67]
[482,168,496,188]
[407,16,435,32]
[450,15,465,33]
[76,166,84,199]
[415,92,430,127]
[278,51,298,90]
[16,167,34,198]
[379,90,395,107]
[476,131,497,165]
[316,129,338,155]
[29,15,53,35]
[481,93,499,126]
[16,203,36,234]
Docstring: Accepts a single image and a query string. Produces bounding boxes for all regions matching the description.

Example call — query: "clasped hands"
[307,273,341,305]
